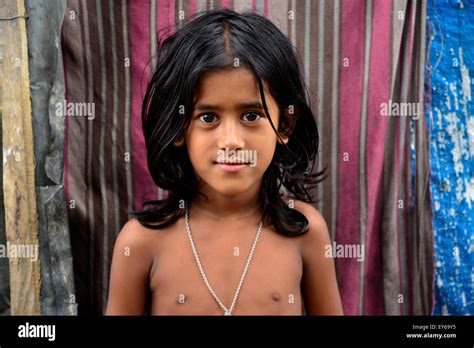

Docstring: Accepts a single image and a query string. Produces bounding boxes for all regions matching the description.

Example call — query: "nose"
[217,119,245,150]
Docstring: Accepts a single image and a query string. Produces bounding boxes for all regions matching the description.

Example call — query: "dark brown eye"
[242,112,261,122]
[198,113,218,123]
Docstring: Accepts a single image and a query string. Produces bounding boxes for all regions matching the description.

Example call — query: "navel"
[271,292,281,301]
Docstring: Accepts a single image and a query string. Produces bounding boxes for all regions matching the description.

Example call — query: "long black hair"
[130,9,326,237]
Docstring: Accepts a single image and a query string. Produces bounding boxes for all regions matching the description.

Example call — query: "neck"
[189,186,262,221]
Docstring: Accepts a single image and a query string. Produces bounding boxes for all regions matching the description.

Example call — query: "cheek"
[185,128,207,167]
[255,136,277,169]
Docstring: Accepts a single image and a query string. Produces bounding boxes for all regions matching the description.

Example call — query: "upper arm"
[105,219,154,315]
[293,201,344,315]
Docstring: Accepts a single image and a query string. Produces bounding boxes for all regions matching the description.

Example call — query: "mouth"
[213,161,249,172]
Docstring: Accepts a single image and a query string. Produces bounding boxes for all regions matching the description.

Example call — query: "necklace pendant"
[224,310,231,316]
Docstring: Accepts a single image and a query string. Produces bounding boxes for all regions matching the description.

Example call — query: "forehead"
[193,68,268,104]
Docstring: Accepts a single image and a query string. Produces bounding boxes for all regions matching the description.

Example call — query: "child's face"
[178,67,287,198]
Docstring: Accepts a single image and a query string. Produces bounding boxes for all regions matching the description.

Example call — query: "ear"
[277,105,297,145]
[173,136,185,147]
[277,132,289,145]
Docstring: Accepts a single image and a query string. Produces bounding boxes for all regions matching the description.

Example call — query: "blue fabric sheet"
[426,0,474,315]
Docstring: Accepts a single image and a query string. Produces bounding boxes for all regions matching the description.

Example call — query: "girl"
[106,9,343,316]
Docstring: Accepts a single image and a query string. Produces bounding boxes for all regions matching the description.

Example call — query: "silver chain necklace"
[184,204,263,316]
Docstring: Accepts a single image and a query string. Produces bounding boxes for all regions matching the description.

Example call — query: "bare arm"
[105,219,153,315]
[294,201,344,315]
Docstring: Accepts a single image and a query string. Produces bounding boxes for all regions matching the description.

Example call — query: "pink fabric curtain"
[61,0,433,315]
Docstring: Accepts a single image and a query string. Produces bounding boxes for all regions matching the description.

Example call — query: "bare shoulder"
[284,199,331,257]
[284,199,343,315]
[286,199,329,237]
[106,218,159,315]
[113,218,158,263]
[116,218,151,245]
[290,200,327,231]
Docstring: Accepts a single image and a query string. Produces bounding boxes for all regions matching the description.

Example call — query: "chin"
[209,181,256,196]
[213,186,249,196]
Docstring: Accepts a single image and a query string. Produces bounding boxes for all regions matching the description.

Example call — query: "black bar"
[0,315,472,345]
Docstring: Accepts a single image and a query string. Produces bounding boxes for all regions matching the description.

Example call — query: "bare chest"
[148,223,303,315]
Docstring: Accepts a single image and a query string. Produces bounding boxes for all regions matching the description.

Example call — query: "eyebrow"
[194,102,264,111]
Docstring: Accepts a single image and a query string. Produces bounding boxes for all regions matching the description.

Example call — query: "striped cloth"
[61,0,434,315]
